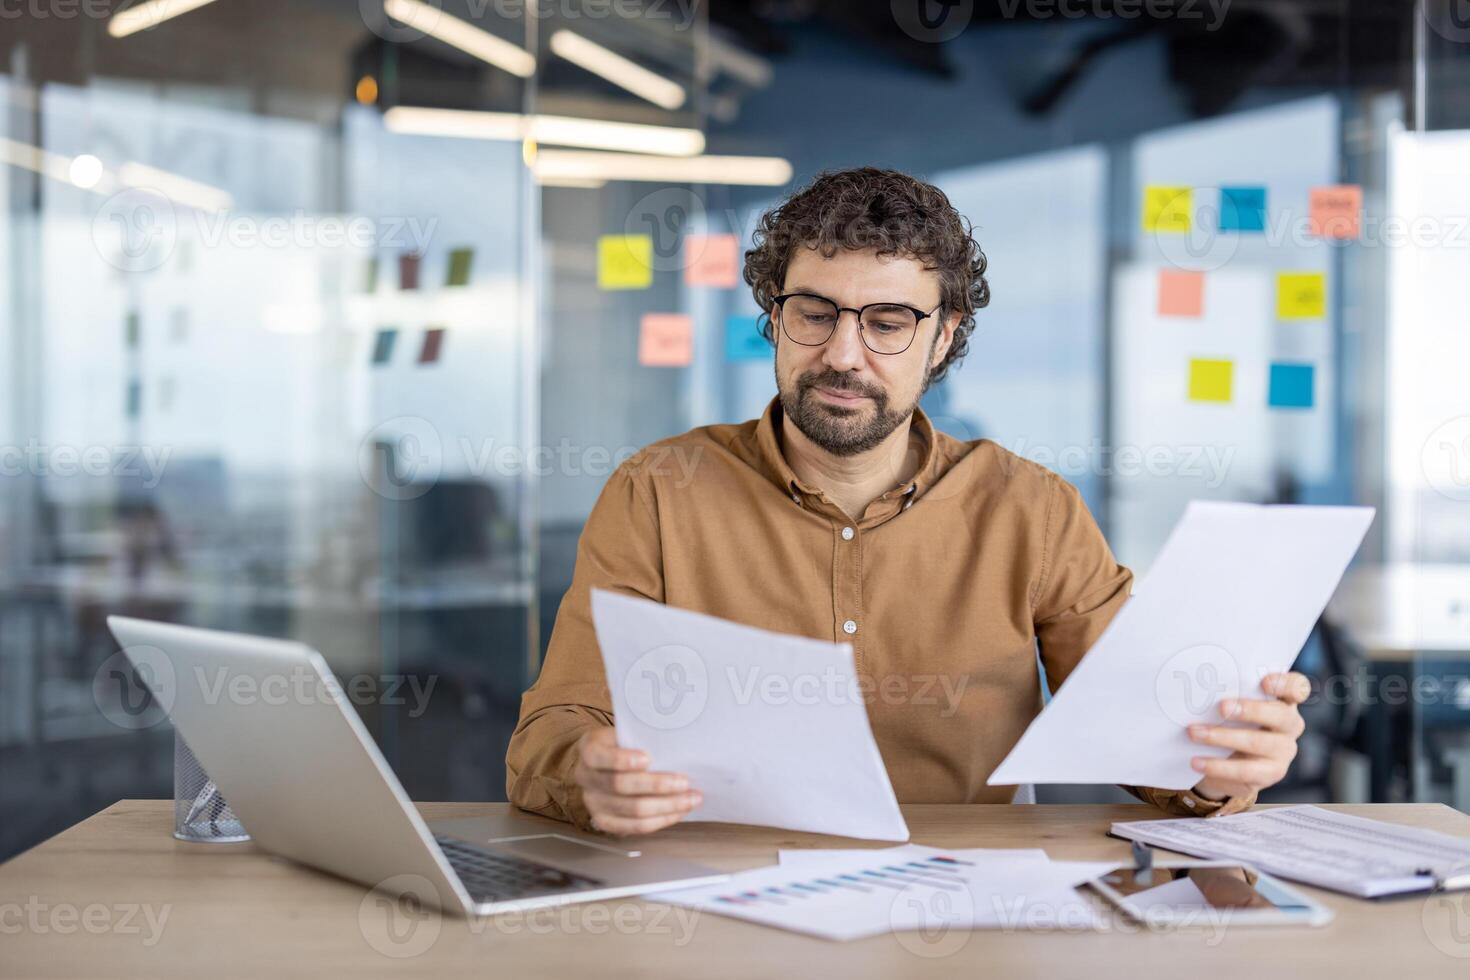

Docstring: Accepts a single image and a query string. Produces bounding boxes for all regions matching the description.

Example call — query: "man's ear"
[930,310,961,371]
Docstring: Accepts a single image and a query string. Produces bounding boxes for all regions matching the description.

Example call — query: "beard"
[778,369,915,457]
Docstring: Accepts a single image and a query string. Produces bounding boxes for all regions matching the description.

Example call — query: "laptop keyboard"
[434,835,605,904]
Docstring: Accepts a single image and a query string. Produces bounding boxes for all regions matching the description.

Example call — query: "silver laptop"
[105,616,727,917]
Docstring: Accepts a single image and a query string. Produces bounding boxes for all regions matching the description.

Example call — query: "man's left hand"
[1188,671,1311,801]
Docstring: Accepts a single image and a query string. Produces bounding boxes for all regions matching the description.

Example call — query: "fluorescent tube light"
[549,30,686,110]
[383,107,704,157]
[384,0,535,78]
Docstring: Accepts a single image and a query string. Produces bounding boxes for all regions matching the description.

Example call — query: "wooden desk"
[1326,562,1470,661]
[3,802,1468,979]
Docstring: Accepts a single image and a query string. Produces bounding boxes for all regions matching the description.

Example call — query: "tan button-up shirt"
[507,397,1254,828]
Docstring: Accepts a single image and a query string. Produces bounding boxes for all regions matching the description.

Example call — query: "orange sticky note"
[639,314,693,367]
[1308,185,1362,240]
[684,234,740,288]
[1157,269,1204,317]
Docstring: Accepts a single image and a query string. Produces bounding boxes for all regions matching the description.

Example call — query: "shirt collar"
[751,396,941,502]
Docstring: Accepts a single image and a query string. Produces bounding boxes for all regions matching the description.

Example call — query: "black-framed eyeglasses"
[772,292,939,356]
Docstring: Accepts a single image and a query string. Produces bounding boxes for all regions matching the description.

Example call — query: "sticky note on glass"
[419,327,446,364]
[1268,362,1314,409]
[639,313,693,367]
[599,235,653,290]
[1309,185,1362,240]
[1276,272,1326,319]
[398,252,421,290]
[1142,186,1192,233]
[372,328,397,366]
[725,314,770,361]
[685,234,740,288]
[446,247,474,287]
[363,256,379,293]
[1219,186,1267,232]
[1157,269,1204,317]
[1188,358,1233,403]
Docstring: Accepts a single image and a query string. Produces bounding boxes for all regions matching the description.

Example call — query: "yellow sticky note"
[1188,358,1233,403]
[639,313,693,367]
[1142,185,1192,233]
[1276,272,1326,320]
[598,235,653,290]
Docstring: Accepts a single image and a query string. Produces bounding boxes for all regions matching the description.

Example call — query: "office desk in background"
[2,802,1468,979]
[1324,563,1470,804]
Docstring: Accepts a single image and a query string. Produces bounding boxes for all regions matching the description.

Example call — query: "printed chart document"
[591,589,908,841]
[989,503,1373,789]
[648,844,1119,941]
[1112,805,1470,898]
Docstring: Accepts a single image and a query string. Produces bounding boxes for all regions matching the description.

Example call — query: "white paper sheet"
[590,589,909,841]
[1112,805,1470,898]
[989,503,1373,789]
[648,844,1119,941]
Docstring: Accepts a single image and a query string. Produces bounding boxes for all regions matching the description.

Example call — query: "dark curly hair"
[743,167,990,387]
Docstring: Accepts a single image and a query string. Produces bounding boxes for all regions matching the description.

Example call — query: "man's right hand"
[573,727,702,835]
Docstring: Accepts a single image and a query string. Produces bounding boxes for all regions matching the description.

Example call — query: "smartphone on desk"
[1088,859,1334,928]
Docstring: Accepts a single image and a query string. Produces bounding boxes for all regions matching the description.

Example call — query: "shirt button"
[842,620,857,634]
[841,526,854,540]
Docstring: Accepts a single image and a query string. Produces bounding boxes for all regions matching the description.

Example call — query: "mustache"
[800,373,882,399]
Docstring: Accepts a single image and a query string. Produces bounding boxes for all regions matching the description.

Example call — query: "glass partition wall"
[1388,2,1470,810]
[0,2,548,857]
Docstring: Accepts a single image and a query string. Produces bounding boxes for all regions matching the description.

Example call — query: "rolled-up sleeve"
[1031,476,1255,818]
[505,455,666,829]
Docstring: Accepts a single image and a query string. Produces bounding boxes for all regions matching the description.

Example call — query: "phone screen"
[1097,866,1313,912]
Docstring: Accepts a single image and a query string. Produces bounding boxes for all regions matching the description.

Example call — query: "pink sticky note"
[639,314,693,367]
[1157,269,1205,317]
[684,234,740,288]
[1309,185,1362,240]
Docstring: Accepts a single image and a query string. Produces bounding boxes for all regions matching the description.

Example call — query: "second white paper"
[989,502,1373,790]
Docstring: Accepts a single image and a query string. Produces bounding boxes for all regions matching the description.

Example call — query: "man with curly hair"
[507,167,1310,836]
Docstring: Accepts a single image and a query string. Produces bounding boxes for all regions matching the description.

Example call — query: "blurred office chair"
[1278,616,1374,803]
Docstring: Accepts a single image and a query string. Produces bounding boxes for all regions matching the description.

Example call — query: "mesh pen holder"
[174,732,250,843]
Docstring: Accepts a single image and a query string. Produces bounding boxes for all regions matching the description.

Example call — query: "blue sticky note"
[1220,186,1267,232]
[371,328,397,366]
[725,315,771,361]
[1268,362,1314,409]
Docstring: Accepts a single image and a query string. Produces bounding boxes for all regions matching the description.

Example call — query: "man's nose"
[821,310,868,373]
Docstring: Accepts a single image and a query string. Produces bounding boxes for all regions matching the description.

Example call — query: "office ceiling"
[0,0,1423,122]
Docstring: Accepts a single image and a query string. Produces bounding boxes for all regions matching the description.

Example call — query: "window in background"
[1112,96,1343,571]
[932,146,1109,513]
[0,6,540,859]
